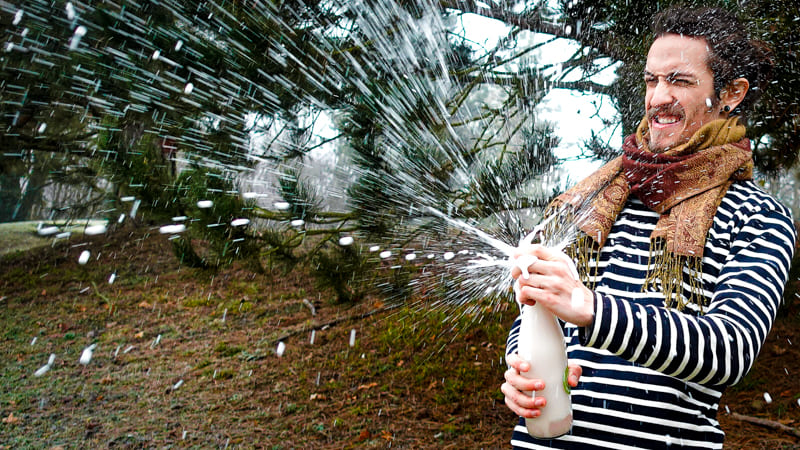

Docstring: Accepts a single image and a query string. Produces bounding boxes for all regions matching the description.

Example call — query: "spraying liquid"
[425,204,586,437]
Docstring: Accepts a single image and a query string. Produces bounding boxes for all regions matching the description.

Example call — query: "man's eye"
[672,79,692,86]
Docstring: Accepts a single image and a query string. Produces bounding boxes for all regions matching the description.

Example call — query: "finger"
[514,254,539,280]
[568,364,583,387]
[505,395,539,419]
[530,246,580,281]
[516,285,545,306]
[502,383,544,416]
[505,370,544,393]
[507,355,530,374]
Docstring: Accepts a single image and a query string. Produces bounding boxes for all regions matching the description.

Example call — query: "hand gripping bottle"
[513,253,573,438]
[516,302,573,438]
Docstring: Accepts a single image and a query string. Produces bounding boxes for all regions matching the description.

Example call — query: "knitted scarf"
[549,117,753,311]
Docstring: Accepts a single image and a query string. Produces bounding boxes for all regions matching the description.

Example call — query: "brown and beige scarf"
[549,116,753,311]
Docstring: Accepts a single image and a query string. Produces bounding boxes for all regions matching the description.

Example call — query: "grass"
[1,227,799,449]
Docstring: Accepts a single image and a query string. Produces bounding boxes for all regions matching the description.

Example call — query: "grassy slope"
[0,227,798,449]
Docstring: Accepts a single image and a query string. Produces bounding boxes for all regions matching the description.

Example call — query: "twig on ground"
[301,299,316,316]
[729,412,800,439]
[270,303,401,345]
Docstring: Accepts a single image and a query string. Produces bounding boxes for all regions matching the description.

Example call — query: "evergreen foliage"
[2,0,798,305]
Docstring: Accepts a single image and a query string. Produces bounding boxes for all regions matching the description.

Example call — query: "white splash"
[443,252,455,261]
[183,82,194,94]
[37,225,60,236]
[276,341,286,357]
[78,250,90,265]
[108,272,116,284]
[274,201,291,210]
[68,25,87,50]
[159,224,186,234]
[349,329,357,347]
[79,344,97,365]
[84,224,107,235]
[13,10,23,25]
[34,354,56,377]
[379,250,392,259]
[230,218,250,227]
[290,219,305,227]
[338,236,354,246]
[129,199,141,218]
[196,200,213,208]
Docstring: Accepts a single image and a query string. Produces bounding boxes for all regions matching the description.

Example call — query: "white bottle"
[516,301,573,438]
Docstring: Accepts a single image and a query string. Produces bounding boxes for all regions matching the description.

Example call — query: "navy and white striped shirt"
[506,180,796,449]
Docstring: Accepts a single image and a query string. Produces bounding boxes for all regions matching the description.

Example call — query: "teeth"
[655,116,679,125]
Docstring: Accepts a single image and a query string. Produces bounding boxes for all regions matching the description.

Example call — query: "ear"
[719,77,749,113]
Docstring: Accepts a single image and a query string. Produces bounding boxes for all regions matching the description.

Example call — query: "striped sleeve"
[506,314,521,359]
[580,200,796,387]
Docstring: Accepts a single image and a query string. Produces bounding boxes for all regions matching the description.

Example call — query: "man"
[502,6,797,449]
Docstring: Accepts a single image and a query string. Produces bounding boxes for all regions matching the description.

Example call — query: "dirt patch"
[0,227,798,449]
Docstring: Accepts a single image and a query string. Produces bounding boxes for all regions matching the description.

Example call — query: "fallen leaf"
[2,413,21,425]
[357,382,378,391]
[357,429,371,441]
[138,301,151,308]
[134,331,144,339]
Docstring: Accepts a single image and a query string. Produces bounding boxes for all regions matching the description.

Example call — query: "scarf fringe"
[643,239,706,312]
[564,234,706,313]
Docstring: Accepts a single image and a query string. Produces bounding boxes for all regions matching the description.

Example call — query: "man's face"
[644,34,720,153]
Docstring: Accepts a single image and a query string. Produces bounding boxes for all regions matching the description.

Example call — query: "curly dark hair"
[652,6,773,115]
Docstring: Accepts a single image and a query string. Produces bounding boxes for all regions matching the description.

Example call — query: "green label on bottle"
[563,366,571,394]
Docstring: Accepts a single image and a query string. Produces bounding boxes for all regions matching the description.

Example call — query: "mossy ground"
[1,226,798,449]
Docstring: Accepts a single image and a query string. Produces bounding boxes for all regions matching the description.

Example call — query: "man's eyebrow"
[643,69,697,79]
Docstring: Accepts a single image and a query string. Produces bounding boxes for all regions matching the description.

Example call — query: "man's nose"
[649,80,674,107]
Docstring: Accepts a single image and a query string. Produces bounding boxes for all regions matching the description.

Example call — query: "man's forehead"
[646,34,711,74]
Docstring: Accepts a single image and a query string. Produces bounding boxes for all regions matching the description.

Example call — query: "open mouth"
[651,113,682,127]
